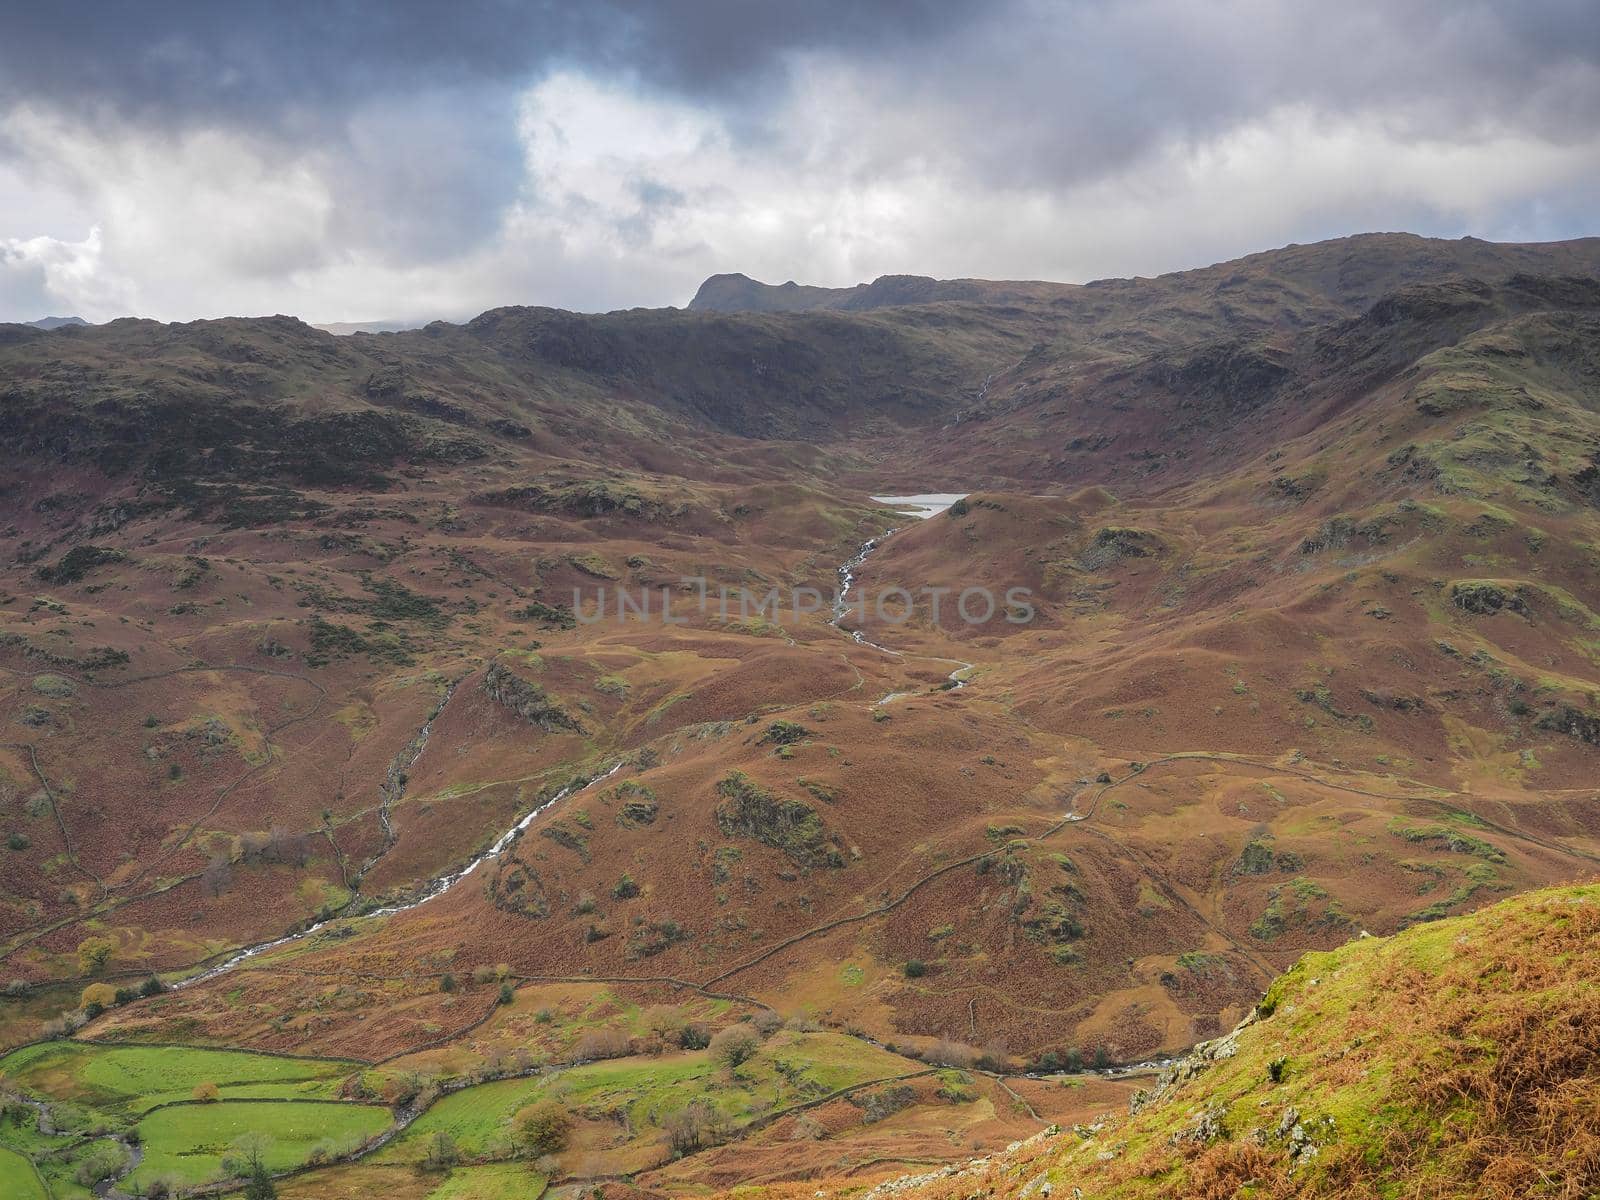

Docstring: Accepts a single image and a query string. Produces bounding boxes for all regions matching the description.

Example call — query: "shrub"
[498,981,516,1005]
[709,1023,761,1069]
[73,1142,129,1188]
[77,936,115,975]
[515,1099,571,1154]
[139,975,165,997]
[80,982,116,1011]
[679,1022,711,1050]
[612,873,640,899]
[439,973,455,992]
[193,1081,221,1102]
[903,959,927,978]
[6,833,27,851]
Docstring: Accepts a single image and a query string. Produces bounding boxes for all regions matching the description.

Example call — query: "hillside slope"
[782,884,1600,1200]
[0,234,1596,1198]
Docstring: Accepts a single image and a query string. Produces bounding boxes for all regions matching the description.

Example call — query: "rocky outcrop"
[481,662,583,733]
[1535,705,1600,746]
[1128,1009,1259,1115]
[714,771,843,869]
[1451,580,1531,618]
[487,858,550,917]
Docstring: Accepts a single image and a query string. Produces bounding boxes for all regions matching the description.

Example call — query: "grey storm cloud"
[0,0,982,122]
[819,0,1600,191]
[4,2,1592,141]
[0,0,1597,322]
[0,0,981,261]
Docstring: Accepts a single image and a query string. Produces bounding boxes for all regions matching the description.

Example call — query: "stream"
[834,495,976,699]
[181,495,978,989]
[177,762,623,989]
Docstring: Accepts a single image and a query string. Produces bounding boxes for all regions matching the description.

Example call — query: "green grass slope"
[815,884,1599,1200]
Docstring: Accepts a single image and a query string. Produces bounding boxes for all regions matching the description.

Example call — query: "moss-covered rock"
[481,662,583,733]
[714,771,843,869]
[612,782,659,829]
[1451,580,1531,618]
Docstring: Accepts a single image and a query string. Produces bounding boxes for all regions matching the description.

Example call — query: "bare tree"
[570,1027,632,1063]
[924,1038,979,1069]
[202,854,234,898]
[662,1099,716,1154]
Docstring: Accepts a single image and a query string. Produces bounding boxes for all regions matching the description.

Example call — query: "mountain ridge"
[687,232,1600,315]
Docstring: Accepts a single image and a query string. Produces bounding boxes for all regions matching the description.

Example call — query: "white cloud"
[0,226,136,320]
[0,43,1597,324]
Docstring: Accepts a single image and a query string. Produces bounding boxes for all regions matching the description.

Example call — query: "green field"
[1,1031,917,1192]
[424,1162,549,1199]
[0,1131,131,1200]
[381,1030,920,1162]
[382,1054,716,1160]
[0,1043,359,1118]
[0,1040,389,1197]
[0,1145,49,1200]
[131,1099,392,1188]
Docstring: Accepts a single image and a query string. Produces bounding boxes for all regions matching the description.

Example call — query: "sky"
[1,0,1597,324]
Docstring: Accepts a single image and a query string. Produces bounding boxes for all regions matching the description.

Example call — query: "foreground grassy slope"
[797,884,1598,1200]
